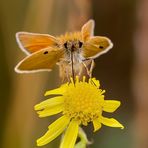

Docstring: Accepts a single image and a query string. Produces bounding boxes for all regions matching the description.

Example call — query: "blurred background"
[1,0,148,147]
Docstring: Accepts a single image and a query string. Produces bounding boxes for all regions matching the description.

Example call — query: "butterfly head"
[63,40,83,53]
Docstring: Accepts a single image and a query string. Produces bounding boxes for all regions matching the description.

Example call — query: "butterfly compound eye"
[64,42,68,49]
[79,41,83,48]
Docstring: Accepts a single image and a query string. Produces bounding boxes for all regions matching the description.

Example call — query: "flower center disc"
[62,79,104,125]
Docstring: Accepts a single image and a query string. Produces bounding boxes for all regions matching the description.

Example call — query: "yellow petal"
[100,116,124,129]
[45,85,67,96]
[34,96,64,110]
[37,104,63,117]
[93,118,102,132]
[37,116,70,146]
[60,120,79,148]
[103,100,121,113]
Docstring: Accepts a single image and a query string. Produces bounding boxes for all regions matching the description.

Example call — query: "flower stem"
[74,128,89,148]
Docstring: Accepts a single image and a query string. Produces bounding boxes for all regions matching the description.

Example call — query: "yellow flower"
[34,76,124,148]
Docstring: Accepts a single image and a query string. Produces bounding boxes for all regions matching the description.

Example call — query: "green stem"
[74,127,89,148]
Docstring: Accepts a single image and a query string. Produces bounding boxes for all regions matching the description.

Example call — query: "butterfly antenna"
[70,51,75,83]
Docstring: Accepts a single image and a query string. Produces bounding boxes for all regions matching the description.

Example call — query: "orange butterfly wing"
[82,36,113,59]
[81,19,95,41]
[16,32,58,54]
[15,47,64,73]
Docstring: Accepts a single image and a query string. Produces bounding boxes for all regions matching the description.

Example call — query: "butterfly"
[15,19,113,81]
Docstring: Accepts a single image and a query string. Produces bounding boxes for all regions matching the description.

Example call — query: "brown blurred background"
[1,0,148,148]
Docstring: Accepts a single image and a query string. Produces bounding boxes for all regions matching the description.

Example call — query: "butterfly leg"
[82,59,95,78]
[89,60,95,78]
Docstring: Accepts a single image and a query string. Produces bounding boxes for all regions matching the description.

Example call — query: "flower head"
[34,76,124,147]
